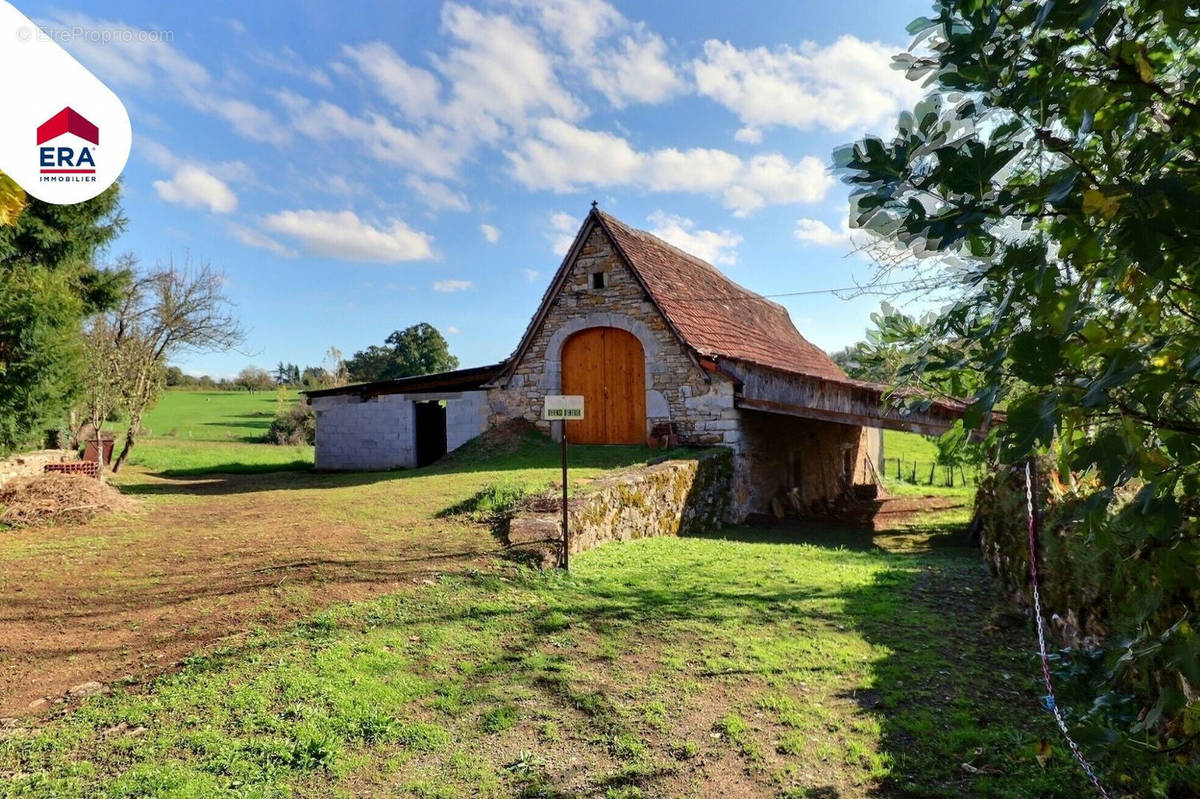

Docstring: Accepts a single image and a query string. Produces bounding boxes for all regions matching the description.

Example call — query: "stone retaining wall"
[508,449,732,567]
[0,450,79,489]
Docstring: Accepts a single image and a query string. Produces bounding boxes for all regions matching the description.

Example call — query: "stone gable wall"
[489,224,737,445]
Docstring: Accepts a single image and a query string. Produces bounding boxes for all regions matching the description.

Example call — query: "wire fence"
[878,456,981,488]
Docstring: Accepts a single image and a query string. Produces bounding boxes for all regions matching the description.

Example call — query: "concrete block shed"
[305,365,497,471]
[305,207,975,519]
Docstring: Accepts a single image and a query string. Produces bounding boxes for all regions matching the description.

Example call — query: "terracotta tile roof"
[595,211,847,381]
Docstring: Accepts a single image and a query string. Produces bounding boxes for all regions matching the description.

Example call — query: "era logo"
[37,107,99,175]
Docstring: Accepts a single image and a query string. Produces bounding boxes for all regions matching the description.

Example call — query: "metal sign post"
[543,395,584,570]
[561,423,568,570]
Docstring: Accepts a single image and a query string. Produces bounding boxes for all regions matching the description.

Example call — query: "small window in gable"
[591,271,606,289]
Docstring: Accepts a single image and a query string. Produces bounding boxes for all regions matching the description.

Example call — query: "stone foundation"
[508,449,732,566]
[0,449,79,489]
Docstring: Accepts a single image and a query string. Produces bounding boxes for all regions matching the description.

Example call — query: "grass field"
[1,495,1107,798]
[877,430,978,500]
[109,390,313,474]
[139,390,299,442]
[4,397,1185,796]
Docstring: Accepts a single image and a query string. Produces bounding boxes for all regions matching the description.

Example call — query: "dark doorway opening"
[414,401,447,467]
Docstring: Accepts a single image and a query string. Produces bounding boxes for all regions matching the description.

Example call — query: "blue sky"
[21,0,932,377]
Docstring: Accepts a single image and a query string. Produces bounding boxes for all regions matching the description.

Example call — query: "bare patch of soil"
[0,469,497,717]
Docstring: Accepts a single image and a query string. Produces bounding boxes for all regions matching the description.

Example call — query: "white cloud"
[261,210,435,262]
[406,176,470,212]
[522,268,540,282]
[341,42,440,119]
[446,325,462,334]
[519,0,622,60]
[734,126,762,144]
[793,218,850,246]
[647,211,741,266]
[437,3,584,141]
[433,279,474,292]
[725,153,833,216]
[507,119,833,215]
[153,166,238,213]
[206,98,289,146]
[43,13,290,146]
[693,36,925,136]
[247,46,332,88]
[42,12,208,92]
[520,0,684,108]
[589,32,684,107]
[229,224,297,257]
[278,91,463,177]
[480,223,501,243]
[548,210,579,255]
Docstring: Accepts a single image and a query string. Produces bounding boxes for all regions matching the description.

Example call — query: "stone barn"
[306,207,971,519]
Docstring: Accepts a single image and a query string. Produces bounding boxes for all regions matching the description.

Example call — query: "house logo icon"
[37,107,99,183]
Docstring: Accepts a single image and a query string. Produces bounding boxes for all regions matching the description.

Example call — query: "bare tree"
[79,318,124,483]
[236,365,273,392]
[97,253,245,472]
[322,346,348,388]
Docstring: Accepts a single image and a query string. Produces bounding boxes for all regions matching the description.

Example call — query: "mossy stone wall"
[507,449,732,566]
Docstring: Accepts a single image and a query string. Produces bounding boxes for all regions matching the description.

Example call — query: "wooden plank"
[562,327,646,444]
[606,328,645,444]
[736,397,956,436]
[562,329,605,443]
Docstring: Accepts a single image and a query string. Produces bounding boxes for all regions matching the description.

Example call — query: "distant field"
[138,389,301,442]
[882,429,940,464]
[122,394,974,490]
[879,430,976,499]
[113,389,312,475]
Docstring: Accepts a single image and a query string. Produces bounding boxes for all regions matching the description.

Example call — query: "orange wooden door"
[561,327,646,444]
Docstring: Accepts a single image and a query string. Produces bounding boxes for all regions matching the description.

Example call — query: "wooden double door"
[561,327,646,444]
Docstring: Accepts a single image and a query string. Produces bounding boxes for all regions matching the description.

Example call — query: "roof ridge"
[595,210,790,311]
[594,208,847,382]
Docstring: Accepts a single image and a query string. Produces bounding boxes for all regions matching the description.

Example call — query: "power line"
[758,279,937,299]
[676,278,942,303]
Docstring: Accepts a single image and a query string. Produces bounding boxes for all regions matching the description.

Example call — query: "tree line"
[0,179,459,471]
[165,321,460,392]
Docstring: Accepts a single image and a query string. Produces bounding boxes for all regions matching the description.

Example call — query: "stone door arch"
[561,327,646,444]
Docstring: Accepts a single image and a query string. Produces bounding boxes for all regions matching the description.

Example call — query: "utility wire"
[675,278,943,302]
[758,279,938,299]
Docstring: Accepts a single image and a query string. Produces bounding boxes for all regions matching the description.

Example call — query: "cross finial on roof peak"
[590,200,598,209]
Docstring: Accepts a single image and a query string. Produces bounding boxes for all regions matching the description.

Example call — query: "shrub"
[437,479,534,523]
[266,402,315,446]
[976,458,1200,752]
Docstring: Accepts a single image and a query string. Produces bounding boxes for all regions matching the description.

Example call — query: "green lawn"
[6,401,1183,796]
[5,423,1182,796]
[2,526,1114,798]
[109,390,312,474]
[878,430,978,500]
[138,390,300,442]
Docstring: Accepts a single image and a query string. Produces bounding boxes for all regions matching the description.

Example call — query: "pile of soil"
[445,418,541,460]
[0,472,135,528]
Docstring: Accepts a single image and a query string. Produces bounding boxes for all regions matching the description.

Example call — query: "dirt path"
[0,469,497,717]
